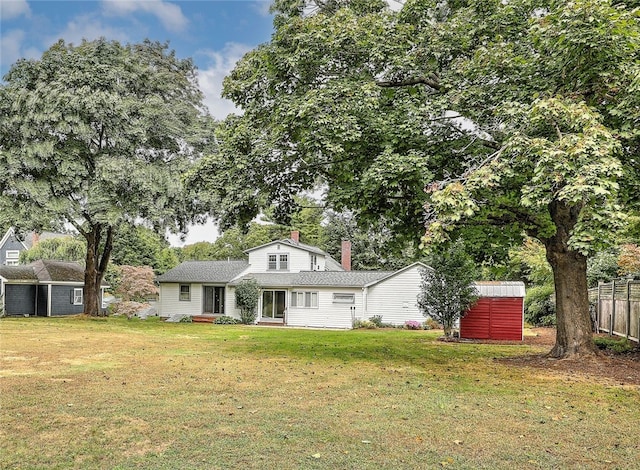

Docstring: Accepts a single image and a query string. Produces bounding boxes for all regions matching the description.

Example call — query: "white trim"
[0,228,29,251]
[72,288,83,305]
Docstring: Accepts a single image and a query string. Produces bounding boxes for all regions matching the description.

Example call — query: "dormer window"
[268,253,289,271]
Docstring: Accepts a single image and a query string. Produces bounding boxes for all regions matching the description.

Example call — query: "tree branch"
[376,76,442,91]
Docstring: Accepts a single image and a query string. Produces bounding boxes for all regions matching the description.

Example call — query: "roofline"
[364,262,432,287]
[243,238,327,256]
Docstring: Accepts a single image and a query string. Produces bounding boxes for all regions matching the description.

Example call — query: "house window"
[179,284,191,301]
[333,293,355,304]
[267,253,289,271]
[72,288,83,305]
[291,291,318,308]
[310,254,317,271]
[5,250,19,266]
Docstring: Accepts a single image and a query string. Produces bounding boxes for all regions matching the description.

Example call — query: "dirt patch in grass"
[496,328,640,387]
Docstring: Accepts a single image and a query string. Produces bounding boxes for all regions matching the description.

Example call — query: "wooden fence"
[589,280,640,343]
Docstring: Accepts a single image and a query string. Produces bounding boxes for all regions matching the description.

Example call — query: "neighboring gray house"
[157,232,429,328]
[0,227,71,266]
[0,260,107,316]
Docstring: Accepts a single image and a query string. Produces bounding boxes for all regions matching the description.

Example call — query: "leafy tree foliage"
[19,236,86,265]
[200,0,639,357]
[618,244,640,278]
[110,224,178,274]
[587,249,620,287]
[0,39,211,315]
[235,279,260,324]
[417,240,479,337]
[324,210,417,270]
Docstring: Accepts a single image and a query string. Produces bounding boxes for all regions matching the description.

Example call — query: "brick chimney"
[291,230,300,243]
[341,240,351,271]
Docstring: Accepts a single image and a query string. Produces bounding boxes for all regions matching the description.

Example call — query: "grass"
[1,316,639,469]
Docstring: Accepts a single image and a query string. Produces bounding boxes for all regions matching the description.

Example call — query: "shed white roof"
[474,281,526,298]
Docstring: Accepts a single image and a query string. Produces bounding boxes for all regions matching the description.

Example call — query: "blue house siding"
[1,238,26,265]
[5,284,36,315]
[50,285,85,315]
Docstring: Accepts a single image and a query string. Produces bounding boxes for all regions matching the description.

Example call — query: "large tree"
[0,39,211,315]
[194,0,639,357]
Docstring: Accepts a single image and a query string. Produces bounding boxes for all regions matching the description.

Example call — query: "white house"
[157,232,429,328]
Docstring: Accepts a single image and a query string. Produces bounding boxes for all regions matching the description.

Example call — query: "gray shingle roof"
[0,265,38,281]
[157,260,249,283]
[228,270,392,288]
[0,260,102,284]
[294,271,393,287]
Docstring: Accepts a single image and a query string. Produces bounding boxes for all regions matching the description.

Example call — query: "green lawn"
[1,316,638,469]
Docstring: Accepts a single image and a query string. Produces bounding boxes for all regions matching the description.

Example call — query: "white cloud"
[50,14,130,47]
[251,0,272,17]
[1,29,26,69]
[197,43,252,120]
[101,0,188,33]
[0,0,31,20]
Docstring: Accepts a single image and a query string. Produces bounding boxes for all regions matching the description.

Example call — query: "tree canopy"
[0,39,212,315]
[193,0,639,357]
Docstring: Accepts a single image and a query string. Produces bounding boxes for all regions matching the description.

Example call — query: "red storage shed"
[460,282,526,341]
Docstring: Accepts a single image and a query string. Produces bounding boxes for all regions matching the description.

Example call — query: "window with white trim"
[310,254,318,271]
[332,293,355,304]
[5,250,19,266]
[291,291,318,308]
[72,288,83,305]
[267,253,289,271]
[179,284,191,301]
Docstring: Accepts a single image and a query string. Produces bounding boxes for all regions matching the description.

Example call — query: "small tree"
[417,241,479,337]
[113,265,158,302]
[235,279,260,324]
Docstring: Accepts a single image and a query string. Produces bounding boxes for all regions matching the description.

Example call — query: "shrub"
[525,284,556,326]
[179,315,193,323]
[424,318,441,330]
[353,319,377,329]
[235,279,260,324]
[214,315,241,325]
[594,336,636,354]
[370,315,383,327]
[405,320,422,330]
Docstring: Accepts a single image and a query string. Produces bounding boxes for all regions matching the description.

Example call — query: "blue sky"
[1,0,275,244]
[1,0,274,119]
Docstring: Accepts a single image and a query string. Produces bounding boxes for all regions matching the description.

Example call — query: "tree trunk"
[544,201,597,358]
[83,224,114,316]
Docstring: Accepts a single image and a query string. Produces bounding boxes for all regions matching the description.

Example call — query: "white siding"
[366,266,425,326]
[287,288,362,329]
[158,282,203,317]
[224,286,242,320]
[248,244,325,273]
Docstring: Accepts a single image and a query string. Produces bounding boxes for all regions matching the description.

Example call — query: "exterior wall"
[50,284,86,316]
[158,282,203,317]
[4,284,36,315]
[460,297,524,341]
[0,237,26,265]
[287,287,362,329]
[366,267,424,326]
[224,286,242,319]
[248,244,324,273]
